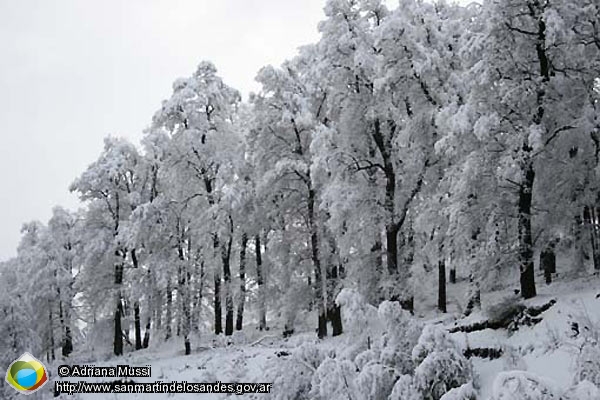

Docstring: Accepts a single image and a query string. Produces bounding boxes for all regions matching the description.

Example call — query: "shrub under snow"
[378,301,422,375]
[265,342,325,400]
[412,324,461,366]
[387,325,475,400]
[309,357,358,400]
[439,382,477,400]
[354,361,397,400]
[389,375,421,400]
[413,349,474,400]
[491,371,560,400]
[574,343,600,387]
[563,380,600,400]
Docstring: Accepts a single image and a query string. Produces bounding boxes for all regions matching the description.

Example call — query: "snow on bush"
[309,357,358,400]
[484,295,525,324]
[412,324,458,366]
[383,325,475,400]
[413,349,474,400]
[491,371,560,400]
[336,288,384,361]
[378,300,422,375]
[574,343,600,387]
[354,361,397,400]
[389,375,421,400]
[563,380,600,400]
[265,342,325,400]
[336,288,381,340]
[439,382,477,400]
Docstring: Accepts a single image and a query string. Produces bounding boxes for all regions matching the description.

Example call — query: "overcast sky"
[0,0,473,261]
[0,0,332,261]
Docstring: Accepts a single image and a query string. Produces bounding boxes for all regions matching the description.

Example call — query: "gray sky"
[0,0,472,261]
[0,0,326,261]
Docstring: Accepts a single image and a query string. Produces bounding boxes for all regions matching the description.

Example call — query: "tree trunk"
[386,224,399,275]
[165,279,173,340]
[213,234,222,335]
[223,217,234,336]
[214,272,222,335]
[48,301,55,361]
[585,206,600,270]
[438,259,447,313]
[236,233,248,331]
[114,257,124,355]
[114,297,123,356]
[308,186,327,339]
[134,302,142,350]
[541,245,556,285]
[326,236,343,336]
[449,268,456,284]
[518,159,537,299]
[255,234,267,331]
[142,318,151,348]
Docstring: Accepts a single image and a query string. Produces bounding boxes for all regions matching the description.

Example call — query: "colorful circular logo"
[5,353,48,395]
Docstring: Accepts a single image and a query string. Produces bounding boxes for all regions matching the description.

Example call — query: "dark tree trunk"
[142,319,151,348]
[114,298,123,356]
[213,234,222,335]
[165,280,172,340]
[62,325,73,357]
[236,233,248,331]
[449,268,456,284]
[541,245,556,285]
[223,217,234,336]
[386,224,400,275]
[584,206,600,270]
[308,186,327,339]
[372,118,398,277]
[134,302,142,350]
[438,259,447,313]
[518,159,537,299]
[58,287,73,357]
[326,235,343,337]
[255,234,267,331]
[114,257,124,355]
[48,302,55,361]
[214,273,222,335]
[330,305,343,336]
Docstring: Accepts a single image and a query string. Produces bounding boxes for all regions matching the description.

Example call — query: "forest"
[1,0,600,398]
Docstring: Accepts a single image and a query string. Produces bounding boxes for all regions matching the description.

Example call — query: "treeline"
[0,0,599,368]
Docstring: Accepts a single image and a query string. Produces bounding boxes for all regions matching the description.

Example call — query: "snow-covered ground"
[38,274,600,399]
[447,275,600,398]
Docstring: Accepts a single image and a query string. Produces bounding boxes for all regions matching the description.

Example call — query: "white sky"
[0,0,472,261]
[0,0,329,261]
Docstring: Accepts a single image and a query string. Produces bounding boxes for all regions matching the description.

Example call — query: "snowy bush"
[412,324,458,366]
[355,362,397,400]
[484,295,525,324]
[563,380,600,400]
[389,375,421,400]
[379,301,422,374]
[385,325,475,400]
[354,348,380,370]
[413,325,474,399]
[336,288,381,340]
[491,371,560,399]
[439,382,477,400]
[266,342,325,400]
[336,288,384,361]
[413,349,474,400]
[574,343,600,387]
[309,357,358,400]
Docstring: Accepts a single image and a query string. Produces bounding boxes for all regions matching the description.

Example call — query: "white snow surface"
[37,274,600,399]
